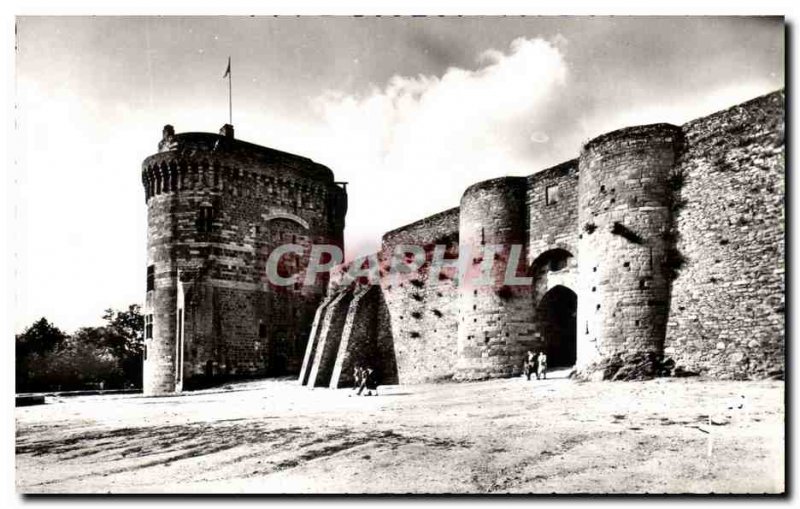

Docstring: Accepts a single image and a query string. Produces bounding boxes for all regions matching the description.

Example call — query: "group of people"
[352,365,378,396]
[523,350,548,380]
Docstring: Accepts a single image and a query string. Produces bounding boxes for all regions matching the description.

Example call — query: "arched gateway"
[535,285,578,368]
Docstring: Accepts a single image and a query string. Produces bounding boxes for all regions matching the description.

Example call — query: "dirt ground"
[15,370,785,494]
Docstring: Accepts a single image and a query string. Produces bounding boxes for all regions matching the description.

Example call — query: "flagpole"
[227,58,232,125]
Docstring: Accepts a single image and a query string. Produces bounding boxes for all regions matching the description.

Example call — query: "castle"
[142,90,784,396]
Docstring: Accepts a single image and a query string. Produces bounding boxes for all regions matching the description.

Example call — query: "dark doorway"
[536,285,577,368]
[269,330,288,376]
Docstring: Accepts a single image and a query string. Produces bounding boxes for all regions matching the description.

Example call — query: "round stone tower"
[454,176,529,380]
[141,124,346,396]
[575,124,683,378]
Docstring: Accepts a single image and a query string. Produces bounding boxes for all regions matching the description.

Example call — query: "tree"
[101,305,144,387]
[24,336,122,391]
[101,305,144,357]
[16,318,67,357]
[15,306,145,393]
[69,305,145,388]
[16,318,68,392]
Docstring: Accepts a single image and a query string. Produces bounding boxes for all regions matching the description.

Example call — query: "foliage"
[15,318,67,358]
[100,305,145,386]
[15,318,68,391]
[22,339,123,392]
[15,305,144,393]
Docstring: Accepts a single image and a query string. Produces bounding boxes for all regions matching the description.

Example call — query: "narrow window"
[259,323,268,339]
[546,184,560,205]
[146,265,155,292]
[145,314,153,339]
[197,205,214,233]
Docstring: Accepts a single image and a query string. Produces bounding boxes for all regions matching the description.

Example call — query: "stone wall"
[380,268,460,384]
[527,159,580,266]
[374,289,400,385]
[665,91,785,379]
[382,207,460,249]
[381,208,461,383]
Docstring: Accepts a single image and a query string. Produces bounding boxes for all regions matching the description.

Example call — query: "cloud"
[310,37,570,260]
[307,34,782,262]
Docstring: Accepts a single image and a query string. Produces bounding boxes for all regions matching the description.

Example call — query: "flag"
[223,57,231,78]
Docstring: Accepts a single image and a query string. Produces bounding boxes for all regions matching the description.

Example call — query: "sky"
[13,16,784,332]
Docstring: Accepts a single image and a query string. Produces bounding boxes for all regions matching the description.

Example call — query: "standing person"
[524,350,537,381]
[352,365,362,391]
[358,367,378,396]
[537,351,548,380]
[365,367,379,396]
[356,366,369,396]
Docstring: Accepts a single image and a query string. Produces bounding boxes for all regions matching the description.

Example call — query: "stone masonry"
[142,90,784,395]
[299,89,784,387]
[142,124,347,396]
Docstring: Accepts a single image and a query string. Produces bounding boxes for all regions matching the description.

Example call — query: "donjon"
[298,89,784,388]
[141,124,347,395]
